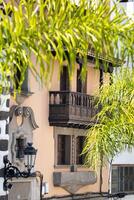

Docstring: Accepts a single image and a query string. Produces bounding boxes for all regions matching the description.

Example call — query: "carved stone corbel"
[8,105,38,169]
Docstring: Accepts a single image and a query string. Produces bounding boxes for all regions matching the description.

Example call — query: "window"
[15,68,29,93]
[112,166,134,193]
[16,138,26,159]
[119,0,134,2]
[77,65,87,93]
[55,128,86,166]
[119,0,128,2]
[60,66,70,104]
[76,136,85,165]
[11,67,29,95]
[60,66,69,91]
[99,68,103,87]
[57,135,71,165]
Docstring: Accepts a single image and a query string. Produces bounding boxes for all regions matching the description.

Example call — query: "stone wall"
[0,93,10,196]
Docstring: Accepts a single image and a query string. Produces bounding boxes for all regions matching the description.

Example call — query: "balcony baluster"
[49,91,98,128]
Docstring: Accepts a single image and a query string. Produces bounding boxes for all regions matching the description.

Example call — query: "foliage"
[0,0,134,92]
[83,67,134,169]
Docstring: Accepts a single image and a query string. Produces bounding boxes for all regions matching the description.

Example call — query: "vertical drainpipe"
[0,77,10,198]
[108,159,113,195]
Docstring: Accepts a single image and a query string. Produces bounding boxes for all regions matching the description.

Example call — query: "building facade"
[3,55,112,200]
[0,1,133,200]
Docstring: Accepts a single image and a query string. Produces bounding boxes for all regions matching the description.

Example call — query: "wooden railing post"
[49,91,98,127]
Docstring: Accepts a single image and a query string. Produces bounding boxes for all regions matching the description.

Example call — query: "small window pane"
[77,66,87,94]
[57,135,71,165]
[16,138,26,159]
[76,136,85,165]
[60,66,69,91]
[112,166,134,193]
[13,68,29,93]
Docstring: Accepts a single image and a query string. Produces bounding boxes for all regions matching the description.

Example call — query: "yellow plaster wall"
[10,61,109,197]
[87,64,100,96]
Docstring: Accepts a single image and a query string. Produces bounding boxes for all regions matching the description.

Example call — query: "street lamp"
[3,143,37,191]
[24,143,37,174]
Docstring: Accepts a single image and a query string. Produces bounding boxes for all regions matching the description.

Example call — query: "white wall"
[120,1,134,19]
[124,195,134,200]
[113,148,134,164]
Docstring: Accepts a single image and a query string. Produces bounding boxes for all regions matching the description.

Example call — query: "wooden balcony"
[49,91,98,129]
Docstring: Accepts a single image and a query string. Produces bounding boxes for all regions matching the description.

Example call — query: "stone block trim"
[0,94,10,112]
[0,112,9,120]
[0,168,4,177]
[0,92,10,196]
[5,124,9,135]
[6,99,10,108]
[0,140,8,151]
[0,195,8,200]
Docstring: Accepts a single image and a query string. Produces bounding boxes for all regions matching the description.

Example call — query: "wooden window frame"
[76,136,85,165]
[60,65,70,91]
[77,64,87,94]
[99,68,103,87]
[57,134,71,165]
[112,165,134,193]
[119,0,128,2]
[54,127,85,168]
[11,68,30,95]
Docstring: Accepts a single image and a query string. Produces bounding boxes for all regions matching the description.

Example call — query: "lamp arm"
[3,151,36,191]
[3,159,31,191]
[4,156,31,178]
[5,165,30,178]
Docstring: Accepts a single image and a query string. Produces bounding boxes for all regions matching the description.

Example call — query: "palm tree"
[0,0,134,92]
[83,67,134,169]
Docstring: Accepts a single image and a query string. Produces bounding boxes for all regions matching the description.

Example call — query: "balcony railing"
[49,91,98,128]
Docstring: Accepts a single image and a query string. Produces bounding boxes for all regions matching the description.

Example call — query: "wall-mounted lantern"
[24,143,37,174]
[3,143,37,191]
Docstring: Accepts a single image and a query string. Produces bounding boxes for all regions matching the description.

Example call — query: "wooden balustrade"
[49,91,98,128]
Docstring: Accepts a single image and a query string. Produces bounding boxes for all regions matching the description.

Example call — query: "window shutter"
[77,65,87,93]
[111,166,119,193]
[21,68,29,92]
[60,66,69,91]
[57,135,71,165]
[13,68,29,94]
[76,136,85,165]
